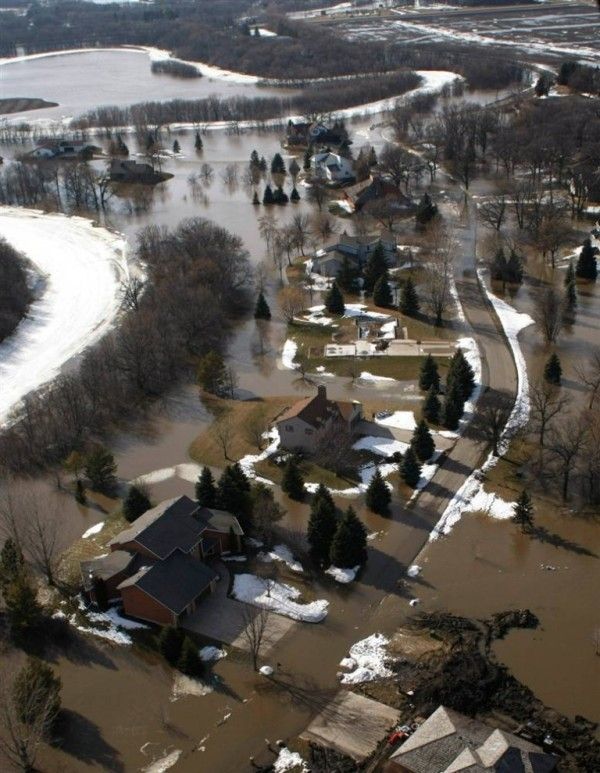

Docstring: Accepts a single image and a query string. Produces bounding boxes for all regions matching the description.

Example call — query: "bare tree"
[290,213,311,256]
[478,193,507,231]
[307,178,327,211]
[574,351,600,409]
[119,276,144,312]
[473,390,514,456]
[212,413,235,462]
[240,604,272,671]
[312,212,336,243]
[243,409,268,451]
[546,417,588,501]
[423,221,456,327]
[314,421,355,476]
[24,503,60,587]
[278,287,306,324]
[529,380,569,448]
[535,287,563,344]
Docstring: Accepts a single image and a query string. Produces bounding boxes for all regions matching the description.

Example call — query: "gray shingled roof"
[109,495,206,559]
[197,507,244,536]
[118,550,217,614]
[81,550,136,591]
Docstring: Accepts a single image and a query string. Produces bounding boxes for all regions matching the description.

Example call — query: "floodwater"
[0,49,291,122]
[1,51,598,770]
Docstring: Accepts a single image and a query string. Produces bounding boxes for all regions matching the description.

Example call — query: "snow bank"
[353,435,408,457]
[274,747,309,772]
[407,565,421,578]
[258,544,303,573]
[259,665,274,676]
[359,371,398,384]
[325,565,360,584]
[0,208,130,426]
[55,598,148,645]
[281,339,299,370]
[232,574,328,623]
[142,750,183,773]
[199,646,227,662]
[375,411,417,431]
[82,521,105,539]
[339,633,392,684]
[237,429,280,485]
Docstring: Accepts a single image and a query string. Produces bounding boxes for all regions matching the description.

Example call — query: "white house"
[311,151,355,185]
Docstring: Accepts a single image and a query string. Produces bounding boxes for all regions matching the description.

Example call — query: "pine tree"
[254,291,271,320]
[272,186,289,205]
[312,483,335,512]
[564,260,577,309]
[575,238,598,281]
[197,350,228,395]
[250,149,260,169]
[307,493,338,565]
[75,479,86,505]
[368,146,378,166]
[0,537,24,596]
[271,153,286,175]
[442,380,464,431]
[400,276,420,316]
[263,184,274,205]
[259,156,267,173]
[303,147,312,171]
[195,466,216,507]
[325,281,345,315]
[290,186,300,202]
[513,489,534,532]
[411,420,435,462]
[123,484,151,523]
[544,353,562,385]
[289,158,301,182]
[415,192,438,226]
[373,274,393,308]
[178,636,203,677]
[362,242,388,295]
[216,465,252,528]
[422,385,441,424]
[230,462,251,492]
[419,354,440,393]
[447,349,475,402]
[13,658,61,728]
[194,132,203,151]
[252,190,260,205]
[400,446,422,489]
[365,467,391,515]
[281,456,305,501]
[84,446,117,493]
[5,573,42,646]
[329,507,368,568]
[172,139,180,154]
[158,626,184,666]
[337,255,359,293]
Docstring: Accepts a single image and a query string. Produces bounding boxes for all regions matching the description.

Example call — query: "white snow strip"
[199,646,227,662]
[142,750,183,773]
[81,521,105,539]
[237,429,280,485]
[325,564,360,584]
[0,208,130,427]
[375,410,416,431]
[232,574,328,623]
[281,339,299,370]
[339,633,392,684]
[359,371,398,384]
[258,544,303,573]
[273,748,309,773]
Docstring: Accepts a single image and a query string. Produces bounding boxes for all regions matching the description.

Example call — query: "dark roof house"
[385,706,557,773]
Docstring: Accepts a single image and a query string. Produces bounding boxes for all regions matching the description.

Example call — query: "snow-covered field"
[0,208,131,426]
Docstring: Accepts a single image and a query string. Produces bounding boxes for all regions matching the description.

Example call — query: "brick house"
[276,385,362,454]
[81,496,243,626]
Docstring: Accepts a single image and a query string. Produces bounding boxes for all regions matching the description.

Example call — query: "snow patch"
[81,521,105,539]
[259,665,274,676]
[325,565,360,584]
[141,750,183,773]
[339,633,392,684]
[375,410,416,431]
[258,544,303,573]
[232,574,328,623]
[171,674,213,700]
[281,339,299,370]
[199,646,227,662]
[273,747,309,772]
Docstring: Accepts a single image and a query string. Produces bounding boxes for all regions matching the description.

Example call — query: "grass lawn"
[189,395,291,469]
[308,354,450,381]
[254,456,359,490]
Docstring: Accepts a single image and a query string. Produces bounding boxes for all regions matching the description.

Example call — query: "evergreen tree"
[84,446,117,493]
[0,537,24,596]
[373,274,393,308]
[259,156,267,173]
[230,461,251,492]
[272,186,289,204]
[325,281,345,315]
[216,465,252,528]
[252,190,260,206]
[195,466,216,507]
[442,380,465,431]
[263,184,274,205]
[411,420,435,462]
[13,658,61,728]
[290,186,300,202]
[422,385,441,424]
[544,353,562,385]
[513,489,534,532]
[491,248,523,289]
[123,484,151,523]
[362,242,388,295]
[415,192,438,226]
[178,636,203,677]
[289,158,301,182]
[195,132,203,151]
[329,507,368,568]
[5,573,43,646]
[337,255,359,293]
[197,350,228,395]
[303,147,312,171]
[400,276,420,316]
[365,467,391,515]
[172,139,180,154]
[158,625,184,666]
[368,146,378,166]
[250,149,260,169]
[575,238,598,281]
[419,354,440,393]
[92,576,108,611]
[281,456,305,501]
[75,479,86,505]
[564,260,577,309]
[254,291,271,320]
[271,153,286,175]
[447,349,475,402]
[307,494,338,565]
[312,483,335,512]
[400,446,422,489]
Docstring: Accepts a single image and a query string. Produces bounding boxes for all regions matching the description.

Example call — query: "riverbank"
[0,97,58,114]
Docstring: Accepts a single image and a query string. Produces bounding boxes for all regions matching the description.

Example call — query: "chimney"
[317,385,327,401]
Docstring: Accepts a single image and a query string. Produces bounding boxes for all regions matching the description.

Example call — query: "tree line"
[0,239,33,343]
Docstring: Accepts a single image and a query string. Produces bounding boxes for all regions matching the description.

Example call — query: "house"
[81,496,244,626]
[28,139,99,160]
[353,175,413,212]
[109,158,168,185]
[286,119,349,148]
[311,151,355,185]
[276,384,362,453]
[311,229,397,277]
[385,705,557,773]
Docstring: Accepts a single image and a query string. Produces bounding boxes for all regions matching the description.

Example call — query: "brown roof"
[277,387,360,429]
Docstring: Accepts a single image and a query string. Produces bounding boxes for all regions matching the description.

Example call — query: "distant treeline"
[150,59,201,78]
[0,239,33,343]
[557,61,600,96]
[0,218,252,472]
[72,71,422,129]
